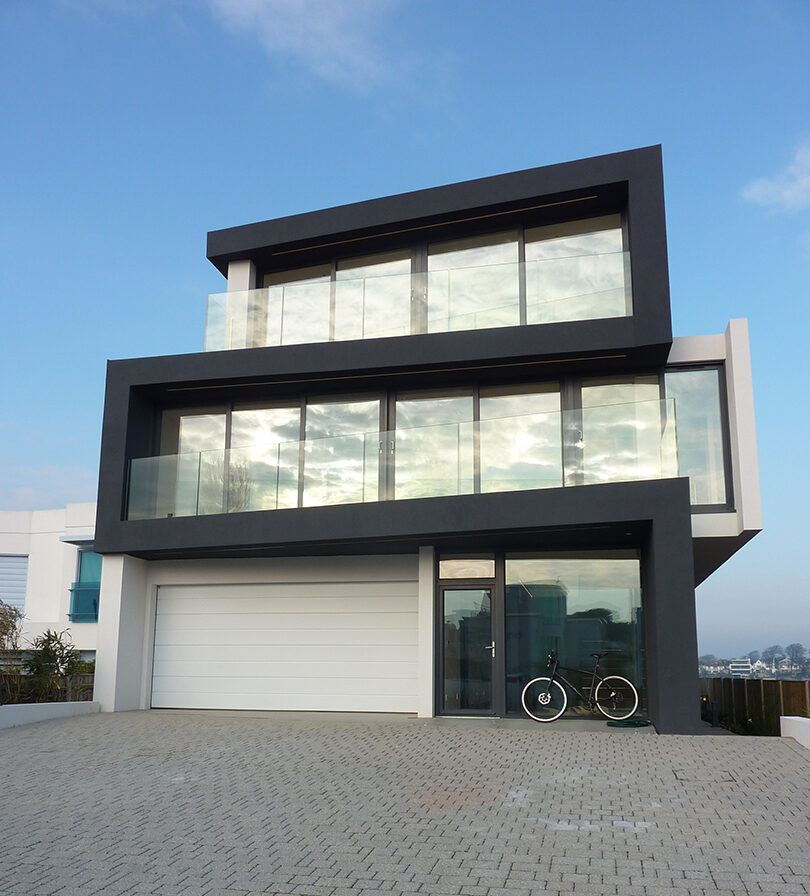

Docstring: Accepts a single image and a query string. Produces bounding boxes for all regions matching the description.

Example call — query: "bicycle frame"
[545,653,604,711]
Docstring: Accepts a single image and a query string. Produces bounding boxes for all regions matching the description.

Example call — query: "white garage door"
[151,577,418,713]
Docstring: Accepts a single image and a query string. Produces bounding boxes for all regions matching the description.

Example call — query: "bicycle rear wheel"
[594,675,638,721]
[521,677,567,722]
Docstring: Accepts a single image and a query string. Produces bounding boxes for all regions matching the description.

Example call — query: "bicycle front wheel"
[594,675,639,720]
[521,677,567,722]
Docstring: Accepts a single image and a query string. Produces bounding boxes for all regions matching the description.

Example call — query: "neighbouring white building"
[0,503,99,657]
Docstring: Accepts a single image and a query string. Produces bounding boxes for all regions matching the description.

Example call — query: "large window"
[479,385,562,492]
[394,393,475,498]
[265,265,331,346]
[504,552,644,715]
[230,404,302,511]
[525,215,630,324]
[335,252,412,341]
[579,375,671,485]
[665,367,729,506]
[303,399,381,506]
[427,233,520,332]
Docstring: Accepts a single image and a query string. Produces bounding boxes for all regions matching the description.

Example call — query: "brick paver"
[1,711,808,895]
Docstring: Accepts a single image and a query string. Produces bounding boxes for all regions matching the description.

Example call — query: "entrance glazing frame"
[435,550,645,718]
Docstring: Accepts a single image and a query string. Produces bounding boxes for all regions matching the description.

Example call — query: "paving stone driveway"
[1,710,809,896]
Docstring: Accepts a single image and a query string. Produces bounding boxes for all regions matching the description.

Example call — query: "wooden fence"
[0,672,95,704]
[700,677,810,735]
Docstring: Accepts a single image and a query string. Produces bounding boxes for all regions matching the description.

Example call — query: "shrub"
[24,629,84,703]
[0,599,25,704]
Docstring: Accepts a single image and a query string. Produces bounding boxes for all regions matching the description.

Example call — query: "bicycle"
[521,651,639,722]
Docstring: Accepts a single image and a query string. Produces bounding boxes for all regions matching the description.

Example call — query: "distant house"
[0,503,99,657]
[729,659,752,678]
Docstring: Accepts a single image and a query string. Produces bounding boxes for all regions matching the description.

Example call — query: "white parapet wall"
[780,716,810,751]
[0,701,100,730]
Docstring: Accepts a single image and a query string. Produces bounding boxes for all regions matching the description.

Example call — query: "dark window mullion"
[223,404,233,512]
[473,387,481,495]
[518,226,527,327]
[297,399,307,508]
[328,259,337,342]
[411,245,427,335]
[715,364,735,509]
[378,393,390,502]
[562,378,584,487]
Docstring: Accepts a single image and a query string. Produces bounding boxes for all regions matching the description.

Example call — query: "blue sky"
[1,0,808,657]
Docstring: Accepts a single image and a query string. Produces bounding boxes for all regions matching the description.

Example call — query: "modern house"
[92,146,761,733]
[0,503,100,657]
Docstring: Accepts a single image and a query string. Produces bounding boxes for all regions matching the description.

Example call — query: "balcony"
[127,399,676,520]
[205,250,632,351]
[68,583,100,622]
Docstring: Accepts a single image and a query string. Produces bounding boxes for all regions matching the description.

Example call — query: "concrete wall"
[0,701,100,730]
[0,503,98,652]
[781,716,810,751]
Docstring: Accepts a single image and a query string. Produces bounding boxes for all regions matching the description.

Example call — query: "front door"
[441,586,496,714]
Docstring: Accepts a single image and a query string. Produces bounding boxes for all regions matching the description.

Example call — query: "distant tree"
[761,645,784,669]
[568,607,615,622]
[785,643,806,667]
[698,654,718,665]
[746,650,760,663]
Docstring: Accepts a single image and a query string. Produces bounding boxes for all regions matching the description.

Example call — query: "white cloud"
[207,0,402,91]
[741,141,810,211]
[0,465,97,512]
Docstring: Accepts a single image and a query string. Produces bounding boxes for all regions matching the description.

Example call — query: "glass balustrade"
[204,252,632,351]
[127,399,677,520]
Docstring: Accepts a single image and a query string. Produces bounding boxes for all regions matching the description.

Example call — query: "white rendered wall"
[0,502,97,651]
[225,259,258,348]
[94,554,149,712]
[417,546,436,718]
[668,319,762,541]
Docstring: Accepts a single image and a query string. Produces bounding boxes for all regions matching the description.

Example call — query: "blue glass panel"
[69,583,100,622]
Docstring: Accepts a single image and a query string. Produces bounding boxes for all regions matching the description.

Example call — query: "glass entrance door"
[441,587,494,713]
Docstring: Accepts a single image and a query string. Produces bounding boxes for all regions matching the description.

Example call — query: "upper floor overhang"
[205,146,672,358]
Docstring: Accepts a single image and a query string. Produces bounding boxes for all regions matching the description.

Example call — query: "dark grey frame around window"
[434,550,645,719]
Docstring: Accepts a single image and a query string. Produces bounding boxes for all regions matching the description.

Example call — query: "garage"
[151,572,419,713]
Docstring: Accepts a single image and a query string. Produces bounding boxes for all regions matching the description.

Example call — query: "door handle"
[484,641,496,657]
